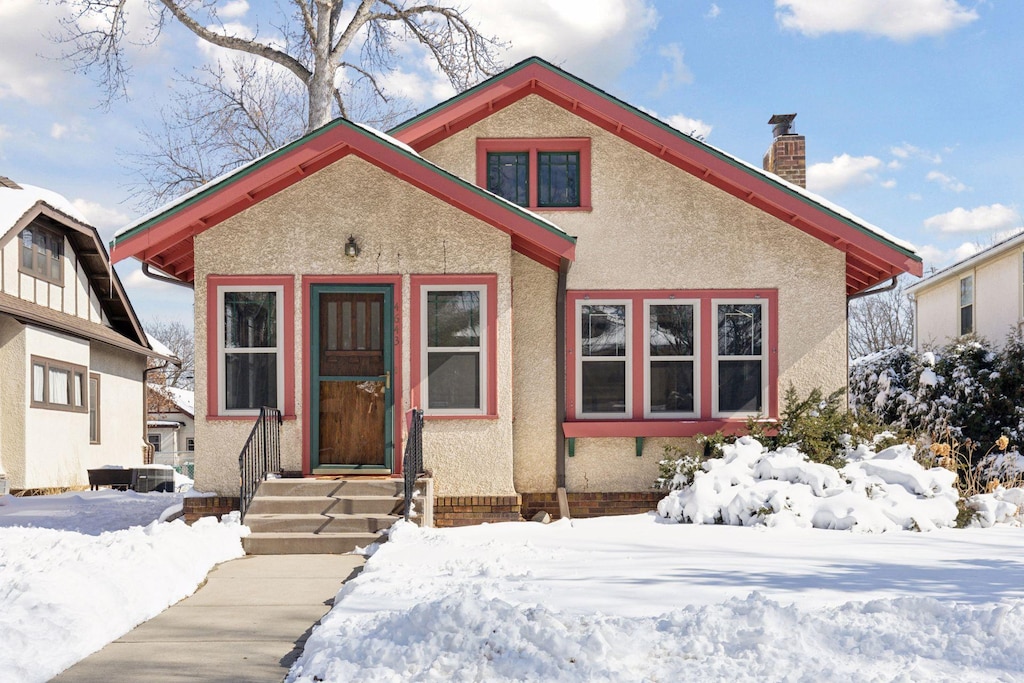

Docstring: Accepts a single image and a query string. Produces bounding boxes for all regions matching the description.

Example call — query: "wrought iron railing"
[403,409,424,521]
[238,407,283,520]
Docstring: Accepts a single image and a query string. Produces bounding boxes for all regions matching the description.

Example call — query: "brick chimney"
[762,114,805,188]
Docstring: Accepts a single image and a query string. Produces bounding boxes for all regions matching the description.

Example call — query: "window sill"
[206,413,297,421]
[533,205,593,212]
[424,413,499,420]
[562,419,773,438]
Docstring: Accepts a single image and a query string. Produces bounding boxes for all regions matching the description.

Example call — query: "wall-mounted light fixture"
[344,235,360,257]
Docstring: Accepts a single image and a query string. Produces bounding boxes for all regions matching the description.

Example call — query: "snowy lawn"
[290,516,1024,682]
[0,491,247,682]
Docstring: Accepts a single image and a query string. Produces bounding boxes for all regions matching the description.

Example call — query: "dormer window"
[477,138,591,211]
[19,226,63,285]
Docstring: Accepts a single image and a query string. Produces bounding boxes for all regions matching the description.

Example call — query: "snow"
[0,183,87,230]
[289,516,1024,683]
[150,384,195,416]
[144,333,179,362]
[0,490,246,682]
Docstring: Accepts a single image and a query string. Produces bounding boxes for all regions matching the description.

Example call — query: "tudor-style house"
[110,58,922,529]
[0,177,173,491]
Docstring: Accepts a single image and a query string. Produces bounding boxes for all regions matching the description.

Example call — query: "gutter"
[142,263,194,290]
[847,276,898,302]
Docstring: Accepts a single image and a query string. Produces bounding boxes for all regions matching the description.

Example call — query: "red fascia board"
[394,62,921,281]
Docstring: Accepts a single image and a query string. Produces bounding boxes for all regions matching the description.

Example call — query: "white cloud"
[378,67,457,106]
[50,123,69,140]
[664,114,713,140]
[806,154,882,193]
[471,0,658,82]
[71,198,131,234]
[923,203,1020,234]
[890,143,942,164]
[706,4,721,19]
[657,43,693,94]
[887,159,902,170]
[775,0,978,41]
[925,170,968,193]
[217,1,250,20]
[880,179,897,189]
[916,241,983,270]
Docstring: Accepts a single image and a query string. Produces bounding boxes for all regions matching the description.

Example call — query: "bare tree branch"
[848,276,915,359]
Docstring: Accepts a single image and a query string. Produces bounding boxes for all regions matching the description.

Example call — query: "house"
[908,231,1024,349]
[0,177,174,492]
[109,58,922,525]
[147,384,196,477]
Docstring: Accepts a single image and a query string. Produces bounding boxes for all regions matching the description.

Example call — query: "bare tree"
[145,318,195,390]
[848,276,915,359]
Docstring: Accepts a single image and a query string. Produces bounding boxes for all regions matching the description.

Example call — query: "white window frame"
[959,274,974,336]
[576,299,632,419]
[147,433,162,452]
[643,299,700,419]
[420,284,488,416]
[711,298,769,419]
[186,437,195,451]
[216,284,286,416]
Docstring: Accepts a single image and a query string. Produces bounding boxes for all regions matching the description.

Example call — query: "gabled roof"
[389,57,923,295]
[906,229,1024,295]
[110,119,577,276]
[0,184,164,358]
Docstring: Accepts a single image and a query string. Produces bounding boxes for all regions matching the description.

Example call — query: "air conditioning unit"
[132,467,174,493]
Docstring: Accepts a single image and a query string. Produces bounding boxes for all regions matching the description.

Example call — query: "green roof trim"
[113,111,575,250]
[389,56,920,264]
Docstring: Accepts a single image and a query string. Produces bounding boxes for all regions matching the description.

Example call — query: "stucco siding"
[88,343,146,475]
[193,155,517,497]
[422,94,848,492]
[0,316,26,485]
[510,252,558,493]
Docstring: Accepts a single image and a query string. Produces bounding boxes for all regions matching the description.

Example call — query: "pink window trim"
[475,138,592,210]
[565,289,779,429]
[411,274,499,418]
[206,274,296,420]
[300,275,404,475]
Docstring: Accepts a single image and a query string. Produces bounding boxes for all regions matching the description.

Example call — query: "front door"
[311,285,394,472]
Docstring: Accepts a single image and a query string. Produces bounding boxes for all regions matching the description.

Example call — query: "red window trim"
[411,274,499,418]
[300,275,404,474]
[476,138,592,211]
[206,275,296,420]
[565,289,778,434]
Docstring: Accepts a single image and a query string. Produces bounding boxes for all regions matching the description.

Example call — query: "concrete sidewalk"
[54,554,365,683]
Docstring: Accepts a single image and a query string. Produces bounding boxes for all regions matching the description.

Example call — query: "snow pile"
[288,516,1024,683]
[657,437,959,532]
[968,487,1024,527]
[0,491,247,682]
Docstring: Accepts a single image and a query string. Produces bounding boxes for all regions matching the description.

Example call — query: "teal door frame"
[310,283,395,471]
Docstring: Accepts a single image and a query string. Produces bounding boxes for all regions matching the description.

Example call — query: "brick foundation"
[433,495,523,527]
[521,491,663,519]
[183,496,240,524]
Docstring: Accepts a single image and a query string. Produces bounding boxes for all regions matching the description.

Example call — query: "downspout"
[141,262,194,290]
[555,258,570,518]
[847,276,898,302]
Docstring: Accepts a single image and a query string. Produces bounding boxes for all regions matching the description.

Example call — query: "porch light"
[344,235,360,257]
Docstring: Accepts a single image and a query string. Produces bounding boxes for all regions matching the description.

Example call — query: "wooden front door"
[311,285,394,471]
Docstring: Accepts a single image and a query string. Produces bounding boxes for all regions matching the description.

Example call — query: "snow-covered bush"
[657,437,960,532]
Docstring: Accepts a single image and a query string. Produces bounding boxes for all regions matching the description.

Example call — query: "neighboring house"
[0,177,174,491]
[110,58,922,524]
[908,231,1024,350]
[147,384,196,476]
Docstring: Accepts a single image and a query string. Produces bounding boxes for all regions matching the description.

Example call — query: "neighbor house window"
[89,373,100,443]
[19,226,63,285]
[218,286,285,414]
[645,301,699,418]
[568,291,776,423]
[411,275,497,417]
[30,356,87,412]
[478,139,591,210]
[186,437,195,452]
[713,301,768,417]
[959,274,974,335]
[147,434,161,452]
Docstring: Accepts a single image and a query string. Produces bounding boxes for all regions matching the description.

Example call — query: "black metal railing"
[403,409,425,521]
[239,406,283,520]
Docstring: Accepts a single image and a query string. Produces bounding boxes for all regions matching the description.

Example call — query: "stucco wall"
[0,316,26,484]
[192,155,517,497]
[86,342,146,474]
[421,94,848,492]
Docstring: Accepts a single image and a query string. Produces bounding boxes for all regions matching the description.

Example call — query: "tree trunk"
[307,1,337,131]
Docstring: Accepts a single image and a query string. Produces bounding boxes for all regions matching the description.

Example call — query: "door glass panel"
[371,302,381,350]
[327,302,338,350]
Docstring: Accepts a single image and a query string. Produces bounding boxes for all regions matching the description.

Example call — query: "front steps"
[242,478,429,555]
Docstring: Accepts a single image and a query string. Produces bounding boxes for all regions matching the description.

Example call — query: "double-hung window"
[89,373,100,443]
[19,226,63,285]
[477,139,591,210]
[217,285,285,414]
[578,302,630,417]
[959,274,974,335]
[713,301,768,417]
[645,301,699,418]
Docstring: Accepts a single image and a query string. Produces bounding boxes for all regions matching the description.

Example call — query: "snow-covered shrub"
[655,448,705,491]
[656,437,959,532]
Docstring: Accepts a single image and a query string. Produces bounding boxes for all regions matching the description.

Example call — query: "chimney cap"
[768,113,797,138]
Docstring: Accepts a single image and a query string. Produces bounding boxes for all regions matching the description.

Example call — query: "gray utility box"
[132,467,174,493]
[0,475,8,496]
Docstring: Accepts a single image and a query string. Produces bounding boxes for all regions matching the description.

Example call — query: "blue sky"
[1,0,1019,327]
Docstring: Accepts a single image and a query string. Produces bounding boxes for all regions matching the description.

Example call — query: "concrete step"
[247,495,404,516]
[244,513,398,534]
[258,478,408,497]
[243,531,384,555]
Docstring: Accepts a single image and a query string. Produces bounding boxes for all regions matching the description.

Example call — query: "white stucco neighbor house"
[0,176,175,491]
[908,231,1024,350]
[109,58,923,526]
[147,385,196,477]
